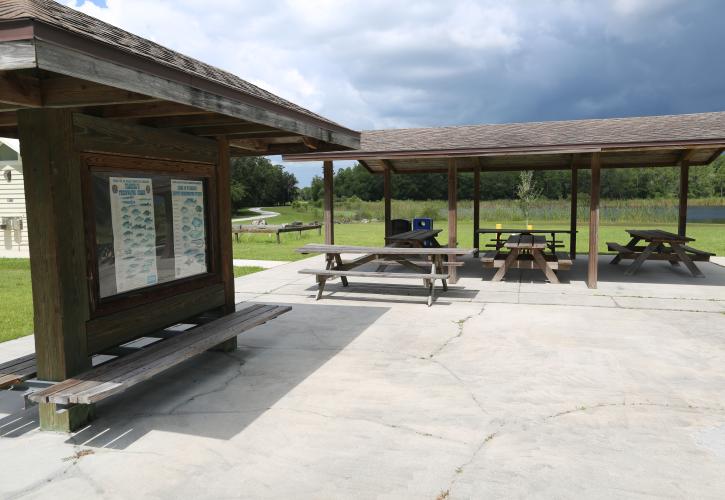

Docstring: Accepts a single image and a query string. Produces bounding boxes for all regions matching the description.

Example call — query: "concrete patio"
[1,255,725,499]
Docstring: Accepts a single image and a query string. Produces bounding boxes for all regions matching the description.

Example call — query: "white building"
[0,138,28,258]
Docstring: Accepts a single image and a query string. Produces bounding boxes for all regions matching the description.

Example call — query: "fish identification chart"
[171,179,207,278]
[109,177,159,293]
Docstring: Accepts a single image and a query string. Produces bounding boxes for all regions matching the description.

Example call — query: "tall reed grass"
[297,197,724,224]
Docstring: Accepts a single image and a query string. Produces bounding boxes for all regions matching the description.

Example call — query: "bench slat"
[299,269,448,280]
[29,304,290,405]
[296,244,474,256]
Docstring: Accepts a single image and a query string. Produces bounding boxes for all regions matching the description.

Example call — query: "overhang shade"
[0,0,360,154]
[283,112,725,171]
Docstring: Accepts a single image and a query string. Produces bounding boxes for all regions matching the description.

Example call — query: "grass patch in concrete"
[233,266,264,278]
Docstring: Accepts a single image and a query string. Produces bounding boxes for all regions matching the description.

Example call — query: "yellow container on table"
[527,224,533,230]
[495,223,502,230]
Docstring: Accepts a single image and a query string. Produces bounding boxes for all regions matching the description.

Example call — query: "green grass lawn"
[0,259,33,344]
[2,203,723,344]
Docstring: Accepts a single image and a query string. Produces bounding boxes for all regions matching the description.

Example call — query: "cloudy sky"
[70,0,725,185]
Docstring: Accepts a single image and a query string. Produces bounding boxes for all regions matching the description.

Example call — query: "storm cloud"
[70,0,725,183]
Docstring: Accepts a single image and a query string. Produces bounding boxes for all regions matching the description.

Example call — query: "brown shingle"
[0,0,349,131]
[360,111,725,152]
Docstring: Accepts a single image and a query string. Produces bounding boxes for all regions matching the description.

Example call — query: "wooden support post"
[383,161,392,237]
[587,153,601,289]
[18,108,93,432]
[448,159,459,284]
[678,161,690,237]
[570,158,578,260]
[18,109,91,380]
[323,161,334,245]
[212,136,237,352]
[473,162,481,254]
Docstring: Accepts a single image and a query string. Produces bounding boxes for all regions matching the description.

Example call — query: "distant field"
[231,202,725,261]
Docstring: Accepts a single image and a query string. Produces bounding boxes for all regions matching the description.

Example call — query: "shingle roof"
[360,111,725,153]
[0,0,350,131]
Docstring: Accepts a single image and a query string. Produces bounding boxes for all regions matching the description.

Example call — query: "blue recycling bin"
[412,217,433,231]
[412,217,434,246]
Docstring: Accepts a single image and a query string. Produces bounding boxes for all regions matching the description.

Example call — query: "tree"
[516,170,541,226]
[229,157,299,211]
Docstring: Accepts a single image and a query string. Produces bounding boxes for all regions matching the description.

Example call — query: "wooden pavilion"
[284,112,725,286]
[0,0,359,431]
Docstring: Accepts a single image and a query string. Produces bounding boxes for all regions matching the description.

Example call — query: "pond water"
[688,205,725,223]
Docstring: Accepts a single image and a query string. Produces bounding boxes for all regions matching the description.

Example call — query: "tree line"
[300,155,725,201]
[230,157,298,212]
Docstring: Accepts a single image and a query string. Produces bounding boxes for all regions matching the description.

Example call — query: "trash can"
[390,218,411,235]
[412,217,433,231]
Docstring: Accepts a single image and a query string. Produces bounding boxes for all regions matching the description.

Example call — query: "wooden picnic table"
[490,234,563,284]
[296,244,475,306]
[607,229,713,277]
[385,229,442,248]
[233,222,321,243]
[476,228,575,255]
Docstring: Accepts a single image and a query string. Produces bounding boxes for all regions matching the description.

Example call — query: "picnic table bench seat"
[27,304,290,406]
[296,243,475,306]
[481,251,572,270]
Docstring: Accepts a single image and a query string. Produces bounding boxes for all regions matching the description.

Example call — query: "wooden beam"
[358,160,373,173]
[214,136,236,351]
[86,101,211,120]
[73,112,218,164]
[182,123,280,137]
[381,159,397,173]
[42,77,156,107]
[587,153,601,289]
[0,71,41,107]
[570,155,578,259]
[448,159,459,284]
[0,40,37,71]
[678,160,690,237]
[323,161,334,244]
[228,138,268,153]
[383,162,392,238]
[302,137,319,150]
[473,159,481,252]
[17,108,91,381]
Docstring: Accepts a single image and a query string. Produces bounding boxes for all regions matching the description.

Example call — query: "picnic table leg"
[624,241,659,275]
[669,242,704,277]
[434,255,448,291]
[531,248,560,284]
[492,248,519,282]
[276,232,281,244]
[333,254,349,286]
[316,276,327,300]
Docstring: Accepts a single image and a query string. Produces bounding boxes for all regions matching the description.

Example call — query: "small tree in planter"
[516,170,542,227]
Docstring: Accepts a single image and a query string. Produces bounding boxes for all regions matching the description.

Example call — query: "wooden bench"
[300,268,449,306]
[0,353,37,390]
[27,304,290,406]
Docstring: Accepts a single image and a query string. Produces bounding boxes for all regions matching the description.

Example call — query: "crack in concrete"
[167,353,247,415]
[277,406,465,444]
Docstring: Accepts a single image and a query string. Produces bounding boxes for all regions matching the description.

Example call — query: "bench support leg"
[39,402,95,433]
[427,279,435,307]
[210,337,237,352]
